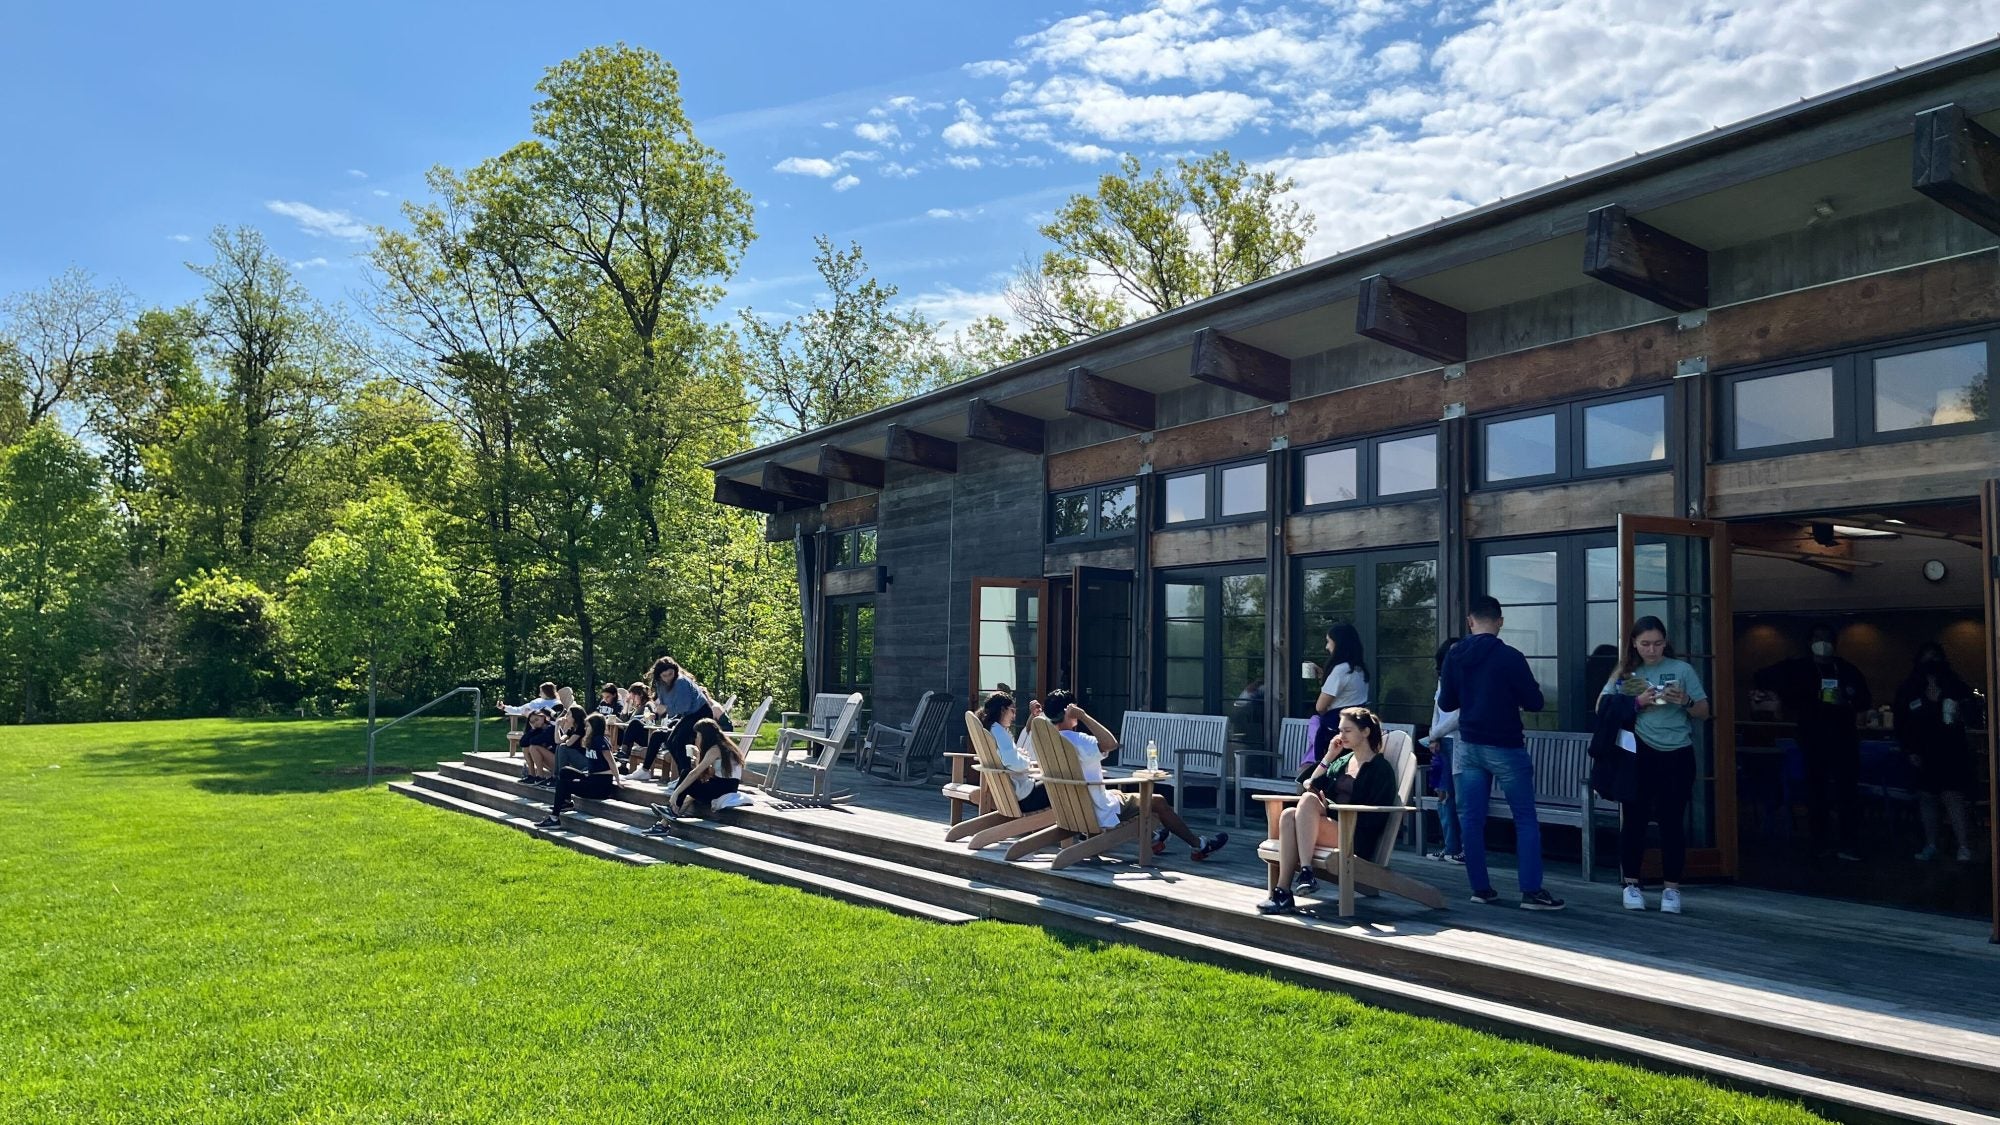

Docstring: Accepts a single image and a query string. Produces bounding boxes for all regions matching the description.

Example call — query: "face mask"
[1811,642,1833,658]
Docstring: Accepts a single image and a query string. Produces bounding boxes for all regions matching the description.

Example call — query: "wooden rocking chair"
[1253,730,1447,917]
[762,691,864,804]
[1003,716,1158,870]
[861,690,956,784]
[943,712,1059,849]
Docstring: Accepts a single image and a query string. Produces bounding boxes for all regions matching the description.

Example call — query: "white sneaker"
[1621,884,1646,911]
[1957,846,1974,863]
[629,768,655,783]
[1660,887,1682,914]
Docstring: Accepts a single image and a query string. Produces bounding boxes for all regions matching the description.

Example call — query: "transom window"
[1160,459,1267,527]
[1295,428,1439,511]
[1720,329,1995,458]
[828,527,877,569]
[1049,481,1138,542]
[1476,390,1669,488]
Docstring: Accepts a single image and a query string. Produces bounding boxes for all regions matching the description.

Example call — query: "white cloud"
[900,284,1014,333]
[880,161,922,179]
[941,101,998,148]
[832,174,861,192]
[292,257,331,269]
[166,233,191,243]
[854,120,900,143]
[265,200,371,240]
[371,188,392,198]
[1016,76,1269,142]
[1375,39,1424,75]
[773,156,840,177]
[1057,142,1119,163]
[965,58,1028,79]
[945,155,983,170]
[346,168,368,179]
[925,207,971,220]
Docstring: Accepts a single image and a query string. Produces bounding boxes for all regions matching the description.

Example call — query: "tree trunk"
[566,555,596,692]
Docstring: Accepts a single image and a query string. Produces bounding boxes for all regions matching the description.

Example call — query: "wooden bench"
[1116,710,1229,818]
[1417,729,1611,880]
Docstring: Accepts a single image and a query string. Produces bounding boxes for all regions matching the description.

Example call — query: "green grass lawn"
[2,717,1828,1124]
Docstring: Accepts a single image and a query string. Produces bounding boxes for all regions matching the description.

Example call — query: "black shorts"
[683,776,740,805]
[1017,784,1051,813]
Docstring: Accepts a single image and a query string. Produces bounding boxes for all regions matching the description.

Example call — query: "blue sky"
[4,0,1997,335]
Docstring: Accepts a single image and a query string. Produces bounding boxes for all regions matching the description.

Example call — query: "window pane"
[1585,543,1668,601]
[1375,559,1437,610]
[856,528,877,564]
[1873,342,1988,432]
[1501,604,1559,658]
[829,534,850,569]
[1301,447,1358,507]
[1377,607,1437,659]
[1483,413,1557,481]
[1221,573,1266,616]
[1583,396,1666,469]
[1097,485,1137,532]
[1300,565,1357,619]
[1522,659,1560,730]
[1220,463,1266,516]
[1163,473,1207,523]
[1484,551,1557,606]
[1165,659,1206,698]
[1734,367,1833,450]
[1162,581,1205,620]
[1052,492,1089,538]
[1376,433,1437,495]
[1164,620,1205,658]
[979,585,1020,619]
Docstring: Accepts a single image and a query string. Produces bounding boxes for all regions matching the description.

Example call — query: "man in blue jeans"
[1439,595,1564,911]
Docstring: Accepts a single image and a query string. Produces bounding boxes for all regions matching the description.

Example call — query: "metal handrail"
[366,686,481,787]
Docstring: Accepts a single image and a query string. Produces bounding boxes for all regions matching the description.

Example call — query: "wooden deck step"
[418,753,2000,1125]
[392,778,660,868]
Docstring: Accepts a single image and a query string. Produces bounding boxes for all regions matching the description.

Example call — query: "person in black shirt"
[1897,643,1977,862]
[618,682,652,765]
[1259,707,1399,914]
[1753,623,1871,860]
[536,708,617,828]
[517,708,557,786]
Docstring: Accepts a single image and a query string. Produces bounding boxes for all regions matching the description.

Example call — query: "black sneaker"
[1290,866,1318,895]
[1520,889,1566,911]
[641,822,671,838]
[1191,832,1229,861]
[1256,887,1296,915]
[649,803,677,821]
[532,816,561,829]
[1151,826,1170,855]
[1469,887,1502,906]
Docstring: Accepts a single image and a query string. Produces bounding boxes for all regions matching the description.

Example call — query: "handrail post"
[366,726,377,788]
[472,689,481,757]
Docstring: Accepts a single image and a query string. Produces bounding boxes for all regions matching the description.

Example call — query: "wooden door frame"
[968,578,1050,712]
[1617,514,1738,879]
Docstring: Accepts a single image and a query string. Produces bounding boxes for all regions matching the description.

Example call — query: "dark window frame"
[1474,386,1675,490]
[1717,325,1998,460]
[1156,456,1269,529]
[826,526,878,571]
[1293,425,1441,513]
[822,596,876,696]
[1048,479,1139,543]
[1153,562,1268,719]
[1290,545,1441,731]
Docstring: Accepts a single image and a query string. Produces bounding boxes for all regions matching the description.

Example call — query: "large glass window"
[1295,428,1438,511]
[1483,414,1559,483]
[828,527,877,569]
[1301,447,1359,507]
[1483,550,1561,729]
[1872,341,1988,433]
[1048,481,1137,542]
[1220,463,1266,517]
[1163,472,1207,524]
[1733,367,1835,452]
[974,583,1041,702]
[1159,458,1266,527]
[1156,568,1266,727]
[824,599,875,695]
[1294,549,1437,731]
[1583,395,1667,469]
[1161,579,1207,714]
[1376,432,1438,496]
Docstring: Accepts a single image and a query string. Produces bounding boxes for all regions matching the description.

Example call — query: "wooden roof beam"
[1583,204,1709,312]
[964,397,1045,454]
[1189,327,1291,402]
[759,461,829,504]
[712,475,795,514]
[1914,103,2000,235]
[816,444,886,489]
[1064,366,1155,431]
[1355,274,1466,365]
[884,423,958,473]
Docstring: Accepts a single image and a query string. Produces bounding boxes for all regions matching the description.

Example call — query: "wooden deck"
[405,747,2000,1122]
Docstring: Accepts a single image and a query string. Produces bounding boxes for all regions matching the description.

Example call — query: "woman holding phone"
[1601,615,1709,914]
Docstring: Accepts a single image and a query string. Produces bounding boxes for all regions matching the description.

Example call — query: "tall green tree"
[84,307,206,559]
[287,482,456,740]
[737,236,949,437]
[0,267,133,429]
[1006,151,1315,351]
[0,424,119,722]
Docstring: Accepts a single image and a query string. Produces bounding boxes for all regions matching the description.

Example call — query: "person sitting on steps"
[517,707,557,786]
[536,708,618,829]
[643,719,747,835]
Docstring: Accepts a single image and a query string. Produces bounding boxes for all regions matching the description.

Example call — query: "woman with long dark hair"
[1305,622,1369,765]
[644,719,747,831]
[1601,615,1709,914]
[535,707,618,828]
[1259,707,1396,914]
[1898,642,1977,862]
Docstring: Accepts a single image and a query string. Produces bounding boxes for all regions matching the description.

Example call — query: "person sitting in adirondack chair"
[981,691,1052,815]
[1042,689,1227,861]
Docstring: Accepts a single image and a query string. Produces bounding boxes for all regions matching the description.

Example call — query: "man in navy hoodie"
[1439,596,1564,911]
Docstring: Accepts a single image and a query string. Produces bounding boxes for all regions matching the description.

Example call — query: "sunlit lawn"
[0,717,1828,1123]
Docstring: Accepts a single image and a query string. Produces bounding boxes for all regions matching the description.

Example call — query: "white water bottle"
[1146,740,1160,772]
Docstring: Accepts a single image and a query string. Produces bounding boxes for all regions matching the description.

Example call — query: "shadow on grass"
[69,715,508,796]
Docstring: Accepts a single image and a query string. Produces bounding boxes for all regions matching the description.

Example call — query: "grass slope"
[1,717,1827,1124]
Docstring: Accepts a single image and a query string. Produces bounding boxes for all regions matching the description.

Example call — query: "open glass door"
[1072,567,1133,734]
[1618,515,1737,879]
[971,579,1048,709]
[1982,481,2000,943]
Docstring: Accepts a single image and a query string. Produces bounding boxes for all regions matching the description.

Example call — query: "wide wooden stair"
[393,749,2000,1125]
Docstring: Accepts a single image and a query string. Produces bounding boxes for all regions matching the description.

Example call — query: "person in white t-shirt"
[1304,622,1370,765]
[980,691,1051,813]
[1042,689,1227,860]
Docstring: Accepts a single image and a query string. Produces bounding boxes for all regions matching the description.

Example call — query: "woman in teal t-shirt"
[1600,616,1709,914]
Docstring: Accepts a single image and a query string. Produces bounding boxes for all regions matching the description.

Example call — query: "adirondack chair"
[1004,716,1158,870]
[1234,716,1313,826]
[763,691,864,804]
[1253,730,1447,917]
[861,691,956,783]
[943,711,1059,849]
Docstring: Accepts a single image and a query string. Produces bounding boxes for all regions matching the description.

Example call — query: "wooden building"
[710,43,2000,931]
